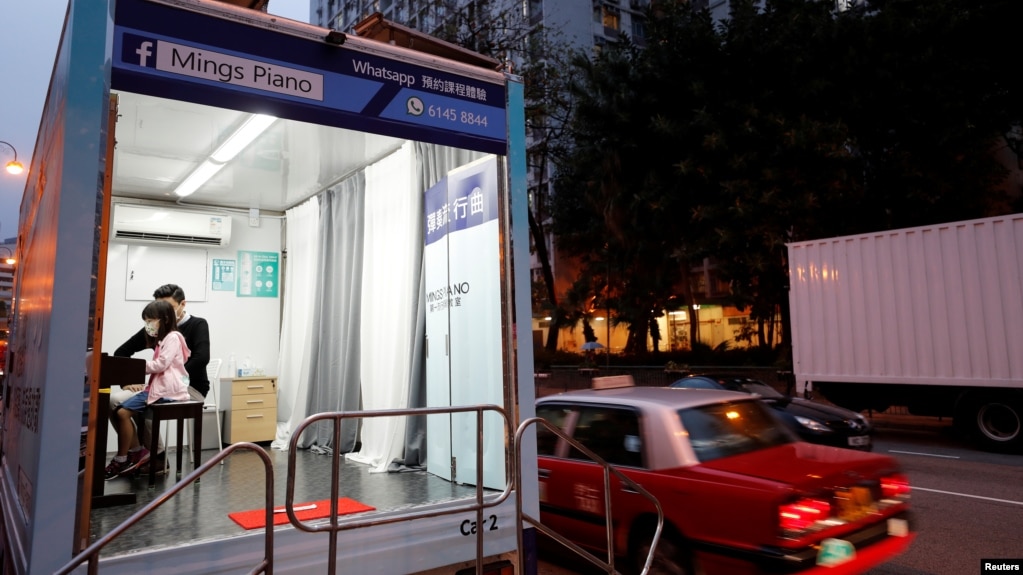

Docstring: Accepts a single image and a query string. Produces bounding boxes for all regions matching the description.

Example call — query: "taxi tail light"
[778,497,831,533]
[880,473,910,499]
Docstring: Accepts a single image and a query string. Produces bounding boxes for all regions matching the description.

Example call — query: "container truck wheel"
[965,395,1023,452]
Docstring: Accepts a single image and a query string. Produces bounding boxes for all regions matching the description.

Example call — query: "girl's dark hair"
[142,299,178,343]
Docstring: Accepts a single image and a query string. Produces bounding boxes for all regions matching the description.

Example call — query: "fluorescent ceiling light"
[173,113,277,198]
[174,160,226,198]
[211,114,277,163]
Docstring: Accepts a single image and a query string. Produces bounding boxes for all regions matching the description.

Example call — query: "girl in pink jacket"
[105,299,191,479]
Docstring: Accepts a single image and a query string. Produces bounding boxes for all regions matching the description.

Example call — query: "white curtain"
[348,142,420,471]
[273,198,321,450]
[302,174,366,451]
[273,143,484,467]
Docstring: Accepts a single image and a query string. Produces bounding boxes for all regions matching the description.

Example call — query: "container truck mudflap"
[0,0,540,572]
[787,214,1023,453]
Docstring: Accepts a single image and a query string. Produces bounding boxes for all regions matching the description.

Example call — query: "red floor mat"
[228,498,375,530]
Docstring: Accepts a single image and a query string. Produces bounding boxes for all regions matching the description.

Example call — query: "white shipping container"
[787,213,1023,450]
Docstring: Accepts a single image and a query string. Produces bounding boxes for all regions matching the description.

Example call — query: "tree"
[552,0,1022,356]
[692,0,866,348]
[700,0,1023,349]
[519,33,585,352]
[552,40,691,354]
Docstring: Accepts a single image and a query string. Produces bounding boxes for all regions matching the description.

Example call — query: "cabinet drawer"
[230,393,277,411]
[225,406,276,443]
[225,377,278,443]
[232,377,276,396]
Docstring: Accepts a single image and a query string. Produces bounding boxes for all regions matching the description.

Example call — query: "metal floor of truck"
[85,445,483,559]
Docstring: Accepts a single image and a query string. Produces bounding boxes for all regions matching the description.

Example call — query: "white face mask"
[144,320,159,337]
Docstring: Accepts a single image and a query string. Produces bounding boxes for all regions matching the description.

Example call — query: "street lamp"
[0,141,25,175]
[0,246,15,266]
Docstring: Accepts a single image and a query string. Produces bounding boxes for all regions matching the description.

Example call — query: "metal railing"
[513,417,664,575]
[56,443,276,575]
[56,404,663,575]
[284,405,515,575]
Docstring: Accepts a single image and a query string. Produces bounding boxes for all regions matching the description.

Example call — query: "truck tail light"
[778,497,831,533]
[880,473,910,500]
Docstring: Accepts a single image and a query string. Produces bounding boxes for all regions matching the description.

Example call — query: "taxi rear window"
[536,405,571,456]
[678,400,792,462]
[567,407,643,468]
[536,404,644,467]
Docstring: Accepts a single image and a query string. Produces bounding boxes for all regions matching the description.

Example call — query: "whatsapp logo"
[407,97,424,116]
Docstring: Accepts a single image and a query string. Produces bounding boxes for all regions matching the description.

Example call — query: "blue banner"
[424,160,499,246]
[112,0,507,154]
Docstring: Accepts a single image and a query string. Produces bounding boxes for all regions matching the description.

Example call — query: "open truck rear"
[787,214,1023,452]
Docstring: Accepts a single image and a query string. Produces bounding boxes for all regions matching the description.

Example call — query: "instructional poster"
[237,251,279,297]
[212,258,236,292]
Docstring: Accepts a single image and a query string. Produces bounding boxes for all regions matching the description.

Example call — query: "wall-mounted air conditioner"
[110,203,232,247]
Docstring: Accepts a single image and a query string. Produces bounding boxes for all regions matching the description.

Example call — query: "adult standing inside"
[109,284,211,469]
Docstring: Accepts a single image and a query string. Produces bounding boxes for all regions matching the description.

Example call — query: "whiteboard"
[124,245,209,302]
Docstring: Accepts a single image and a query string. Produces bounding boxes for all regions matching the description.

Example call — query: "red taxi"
[535,384,915,575]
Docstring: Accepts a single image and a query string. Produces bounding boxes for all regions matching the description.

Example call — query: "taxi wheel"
[629,525,695,575]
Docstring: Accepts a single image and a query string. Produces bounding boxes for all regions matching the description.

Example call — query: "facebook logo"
[136,41,154,67]
[123,33,158,68]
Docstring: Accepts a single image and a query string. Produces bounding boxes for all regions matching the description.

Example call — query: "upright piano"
[91,353,146,507]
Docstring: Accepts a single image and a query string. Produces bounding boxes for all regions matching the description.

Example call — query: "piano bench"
[144,400,204,488]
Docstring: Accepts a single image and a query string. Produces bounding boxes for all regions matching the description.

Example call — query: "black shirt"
[114,314,211,397]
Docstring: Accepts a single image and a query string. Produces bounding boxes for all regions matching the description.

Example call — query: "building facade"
[312,0,650,46]
[0,238,14,329]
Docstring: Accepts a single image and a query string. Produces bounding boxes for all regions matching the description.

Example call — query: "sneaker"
[104,458,132,480]
[139,452,167,476]
[124,447,151,474]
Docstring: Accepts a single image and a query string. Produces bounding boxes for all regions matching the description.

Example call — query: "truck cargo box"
[787,214,1023,450]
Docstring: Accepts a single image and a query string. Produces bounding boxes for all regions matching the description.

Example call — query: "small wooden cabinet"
[224,376,277,443]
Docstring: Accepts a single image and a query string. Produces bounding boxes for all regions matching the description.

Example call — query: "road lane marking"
[888,450,960,459]
[913,486,1023,506]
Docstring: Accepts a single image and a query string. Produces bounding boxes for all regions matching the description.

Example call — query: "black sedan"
[669,374,874,450]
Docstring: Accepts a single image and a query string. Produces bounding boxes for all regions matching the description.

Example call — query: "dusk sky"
[0,0,309,242]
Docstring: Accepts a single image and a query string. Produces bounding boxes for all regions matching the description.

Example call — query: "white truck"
[787,214,1023,451]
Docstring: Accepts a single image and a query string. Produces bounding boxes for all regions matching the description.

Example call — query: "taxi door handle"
[538,468,552,479]
[621,486,639,494]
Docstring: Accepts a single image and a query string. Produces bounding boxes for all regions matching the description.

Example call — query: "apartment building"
[310,0,651,56]
[0,238,14,327]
